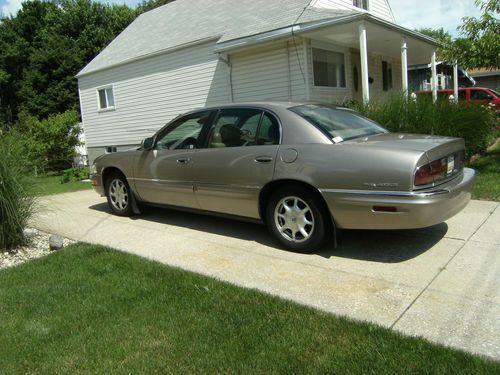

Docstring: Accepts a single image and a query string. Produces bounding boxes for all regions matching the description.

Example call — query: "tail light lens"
[414,151,464,187]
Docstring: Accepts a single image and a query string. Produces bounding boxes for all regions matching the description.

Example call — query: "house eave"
[214,13,438,54]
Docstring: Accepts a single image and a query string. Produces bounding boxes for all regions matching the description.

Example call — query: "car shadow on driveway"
[89,203,448,263]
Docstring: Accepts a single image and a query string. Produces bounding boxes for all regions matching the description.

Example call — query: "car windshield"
[489,88,500,97]
[290,105,388,142]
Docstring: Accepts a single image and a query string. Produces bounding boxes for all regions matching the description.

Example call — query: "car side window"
[155,111,211,150]
[256,112,280,145]
[470,89,493,101]
[208,108,262,148]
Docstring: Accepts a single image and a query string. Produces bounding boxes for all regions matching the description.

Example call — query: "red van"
[417,87,500,106]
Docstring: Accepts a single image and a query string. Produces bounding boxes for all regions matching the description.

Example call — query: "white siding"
[367,54,402,101]
[312,0,395,22]
[78,41,229,148]
[230,41,306,102]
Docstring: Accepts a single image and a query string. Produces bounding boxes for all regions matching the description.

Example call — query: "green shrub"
[0,134,36,251]
[18,109,81,172]
[60,167,90,184]
[352,94,497,157]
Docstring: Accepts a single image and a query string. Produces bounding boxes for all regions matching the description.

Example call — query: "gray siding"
[231,41,306,102]
[78,41,229,149]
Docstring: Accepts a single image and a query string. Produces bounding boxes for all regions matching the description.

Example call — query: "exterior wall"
[368,54,402,101]
[306,39,354,104]
[313,0,394,22]
[473,75,500,91]
[78,40,229,158]
[230,40,306,102]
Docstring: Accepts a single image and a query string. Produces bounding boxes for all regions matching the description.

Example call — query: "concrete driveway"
[33,190,499,360]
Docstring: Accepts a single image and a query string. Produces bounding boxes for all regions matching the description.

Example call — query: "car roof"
[184,101,347,114]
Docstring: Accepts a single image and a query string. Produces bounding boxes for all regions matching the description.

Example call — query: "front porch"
[299,15,446,104]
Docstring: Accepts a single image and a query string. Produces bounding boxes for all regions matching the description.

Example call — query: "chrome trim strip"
[129,178,260,190]
[319,188,449,198]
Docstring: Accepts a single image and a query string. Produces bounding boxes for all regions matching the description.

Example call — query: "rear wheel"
[266,186,329,252]
[106,172,132,216]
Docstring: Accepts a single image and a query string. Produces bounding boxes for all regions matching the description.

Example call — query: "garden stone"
[49,235,64,250]
[23,228,39,238]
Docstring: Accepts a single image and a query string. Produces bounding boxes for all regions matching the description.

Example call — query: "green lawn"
[471,143,500,202]
[31,174,92,196]
[0,244,497,374]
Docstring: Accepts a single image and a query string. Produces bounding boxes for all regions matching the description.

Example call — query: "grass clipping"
[0,135,35,251]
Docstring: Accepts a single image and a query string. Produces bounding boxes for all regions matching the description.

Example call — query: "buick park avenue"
[90,103,475,252]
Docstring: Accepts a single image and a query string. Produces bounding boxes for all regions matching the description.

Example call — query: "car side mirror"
[141,137,154,150]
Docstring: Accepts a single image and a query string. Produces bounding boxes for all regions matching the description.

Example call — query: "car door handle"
[254,156,273,163]
[176,157,190,164]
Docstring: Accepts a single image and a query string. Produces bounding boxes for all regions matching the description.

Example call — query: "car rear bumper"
[320,168,475,230]
[90,173,105,196]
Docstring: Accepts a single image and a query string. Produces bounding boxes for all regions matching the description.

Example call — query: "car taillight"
[414,164,433,186]
[414,153,463,187]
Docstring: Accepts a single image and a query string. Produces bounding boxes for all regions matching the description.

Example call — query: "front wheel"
[106,172,132,216]
[266,187,329,252]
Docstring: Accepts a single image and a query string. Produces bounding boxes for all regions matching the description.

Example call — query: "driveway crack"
[389,205,498,330]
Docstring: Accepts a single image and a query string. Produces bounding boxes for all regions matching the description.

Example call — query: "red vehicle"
[417,87,500,106]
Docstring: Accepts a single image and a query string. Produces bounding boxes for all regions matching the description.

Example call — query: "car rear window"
[289,104,387,142]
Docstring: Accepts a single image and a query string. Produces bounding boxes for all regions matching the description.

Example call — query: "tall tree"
[18,0,138,119]
[449,0,500,69]
[0,0,138,127]
[0,0,56,127]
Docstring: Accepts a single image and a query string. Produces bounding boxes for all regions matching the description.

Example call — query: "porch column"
[431,49,437,102]
[401,37,408,96]
[453,61,459,103]
[359,22,370,104]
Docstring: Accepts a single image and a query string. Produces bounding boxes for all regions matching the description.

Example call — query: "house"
[469,68,500,91]
[77,0,439,164]
[408,62,475,92]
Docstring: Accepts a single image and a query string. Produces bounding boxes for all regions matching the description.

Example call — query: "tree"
[18,0,138,120]
[449,0,500,69]
[0,0,138,127]
[137,0,175,13]
[416,27,453,60]
[0,0,56,127]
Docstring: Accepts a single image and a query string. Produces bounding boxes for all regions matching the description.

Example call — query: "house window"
[382,61,393,91]
[97,87,115,110]
[312,48,346,88]
[353,0,368,10]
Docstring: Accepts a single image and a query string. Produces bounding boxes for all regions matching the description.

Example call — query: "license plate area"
[447,155,454,175]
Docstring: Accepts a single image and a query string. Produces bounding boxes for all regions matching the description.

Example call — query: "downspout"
[219,53,233,102]
[286,41,292,100]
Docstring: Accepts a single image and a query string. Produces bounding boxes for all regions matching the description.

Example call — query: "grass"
[0,244,498,374]
[31,173,92,196]
[470,142,500,201]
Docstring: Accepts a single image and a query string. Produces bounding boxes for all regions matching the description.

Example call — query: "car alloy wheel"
[106,172,133,216]
[266,186,329,252]
[109,178,129,211]
[274,196,315,243]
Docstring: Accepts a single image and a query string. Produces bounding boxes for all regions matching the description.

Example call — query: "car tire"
[266,186,330,252]
[106,172,132,216]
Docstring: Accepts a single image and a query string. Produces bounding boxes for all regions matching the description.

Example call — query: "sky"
[0,0,484,37]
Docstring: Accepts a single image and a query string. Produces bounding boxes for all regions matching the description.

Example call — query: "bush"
[351,94,497,157]
[19,109,81,171]
[0,134,36,251]
[60,167,90,184]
